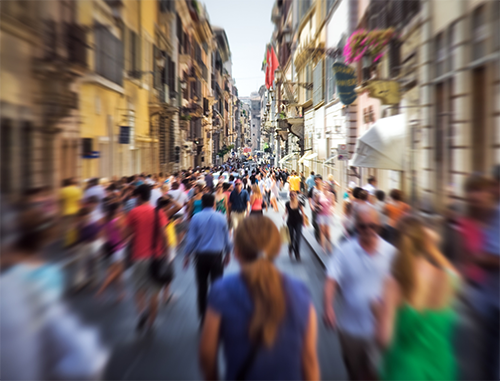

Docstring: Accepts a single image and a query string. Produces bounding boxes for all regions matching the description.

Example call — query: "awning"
[350,114,405,171]
[324,155,337,164]
[304,152,318,161]
[279,153,294,164]
[298,153,308,164]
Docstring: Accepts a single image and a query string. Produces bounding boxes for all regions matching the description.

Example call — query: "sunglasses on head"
[357,223,379,231]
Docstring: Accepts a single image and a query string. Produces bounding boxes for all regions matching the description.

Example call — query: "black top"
[286,201,303,226]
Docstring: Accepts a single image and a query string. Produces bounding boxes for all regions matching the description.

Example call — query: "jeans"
[194,253,224,319]
[287,222,302,260]
[338,332,379,381]
[482,306,500,381]
[311,211,320,242]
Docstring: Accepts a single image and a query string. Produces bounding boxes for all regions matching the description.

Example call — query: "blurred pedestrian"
[376,215,460,380]
[228,179,250,231]
[323,204,396,380]
[95,202,126,303]
[312,175,334,253]
[214,183,228,215]
[183,194,231,322]
[283,191,306,261]
[250,184,264,215]
[384,189,411,244]
[125,184,168,332]
[306,171,316,191]
[59,177,83,247]
[471,165,500,381]
[199,216,319,380]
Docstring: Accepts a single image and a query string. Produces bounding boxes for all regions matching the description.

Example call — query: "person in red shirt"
[126,184,168,332]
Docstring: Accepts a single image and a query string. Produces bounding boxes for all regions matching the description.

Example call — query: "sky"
[202,0,274,97]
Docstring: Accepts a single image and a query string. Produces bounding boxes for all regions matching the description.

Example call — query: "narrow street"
[63,198,347,380]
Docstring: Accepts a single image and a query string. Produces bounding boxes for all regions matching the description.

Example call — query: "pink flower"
[373,52,384,62]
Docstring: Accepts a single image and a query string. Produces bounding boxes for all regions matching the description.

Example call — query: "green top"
[216,197,226,214]
[380,304,458,381]
[192,199,203,216]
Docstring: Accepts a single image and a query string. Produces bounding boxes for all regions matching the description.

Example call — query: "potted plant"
[343,28,396,67]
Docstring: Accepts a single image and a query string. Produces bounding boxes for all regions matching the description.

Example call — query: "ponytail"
[234,216,285,348]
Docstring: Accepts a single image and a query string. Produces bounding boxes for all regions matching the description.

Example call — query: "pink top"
[251,196,263,211]
[317,193,332,216]
[458,218,484,284]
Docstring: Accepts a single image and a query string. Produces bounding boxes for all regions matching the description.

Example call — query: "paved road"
[63,203,347,380]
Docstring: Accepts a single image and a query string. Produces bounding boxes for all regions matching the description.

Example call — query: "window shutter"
[313,59,324,106]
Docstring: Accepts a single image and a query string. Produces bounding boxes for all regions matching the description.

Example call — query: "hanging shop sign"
[333,63,357,106]
[366,80,401,105]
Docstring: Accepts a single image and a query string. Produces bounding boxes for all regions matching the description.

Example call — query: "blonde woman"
[200,216,319,380]
[376,215,460,380]
[250,184,264,215]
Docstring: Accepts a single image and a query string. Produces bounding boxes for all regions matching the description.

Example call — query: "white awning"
[279,153,294,164]
[324,155,337,164]
[350,114,405,171]
[305,152,318,161]
[298,152,316,163]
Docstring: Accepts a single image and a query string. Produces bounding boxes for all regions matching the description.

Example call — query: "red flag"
[265,47,271,89]
[265,46,279,90]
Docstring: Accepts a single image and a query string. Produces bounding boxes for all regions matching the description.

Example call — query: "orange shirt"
[288,176,301,192]
[385,202,410,227]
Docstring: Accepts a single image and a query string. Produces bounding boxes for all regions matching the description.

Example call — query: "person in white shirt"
[323,204,396,380]
[363,176,377,203]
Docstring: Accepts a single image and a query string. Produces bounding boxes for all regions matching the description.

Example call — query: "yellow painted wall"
[141,0,157,37]
[123,0,140,32]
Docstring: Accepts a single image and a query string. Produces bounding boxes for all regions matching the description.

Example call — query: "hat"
[235,179,242,185]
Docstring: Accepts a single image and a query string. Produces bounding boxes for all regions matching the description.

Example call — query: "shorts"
[316,214,333,226]
[231,211,246,231]
[131,260,163,296]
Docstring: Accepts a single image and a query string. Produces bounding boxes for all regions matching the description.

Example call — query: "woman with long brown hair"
[199,216,319,380]
[249,184,263,215]
[375,215,460,380]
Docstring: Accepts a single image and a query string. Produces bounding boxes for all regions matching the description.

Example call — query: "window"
[153,45,162,90]
[472,5,487,60]
[448,23,456,72]
[95,24,123,85]
[313,59,324,106]
[126,28,140,78]
[494,0,500,50]
[435,32,445,78]
[20,122,33,192]
[300,0,311,20]
[305,63,312,100]
[1,119,11,194]
[389,39,401,77]
[159,0,173,12]
[326,56,335,102]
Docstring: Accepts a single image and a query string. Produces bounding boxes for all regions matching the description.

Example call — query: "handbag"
[303,214,310,227]
[280,224,290,244]
[149,208,175,285]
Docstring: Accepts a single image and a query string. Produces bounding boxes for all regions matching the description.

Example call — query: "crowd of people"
[1,160,499,380]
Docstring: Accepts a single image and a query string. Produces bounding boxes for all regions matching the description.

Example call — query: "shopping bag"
[280,225,290,244]
[303,214,310,227]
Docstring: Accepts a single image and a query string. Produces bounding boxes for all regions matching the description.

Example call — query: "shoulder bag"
[149,208,175,285]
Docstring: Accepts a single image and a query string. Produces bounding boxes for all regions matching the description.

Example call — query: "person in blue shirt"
[199,216,319,380]
[228,179,250,232]
[473,168,500,380]
[183,193,231,321]
[305,171,316,191]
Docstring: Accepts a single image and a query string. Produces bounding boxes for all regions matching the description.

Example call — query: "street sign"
[338,144,348,154]
[338,153,350,161]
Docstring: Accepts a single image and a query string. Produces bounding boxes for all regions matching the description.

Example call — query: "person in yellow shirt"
[288,171,301,192]
[60,178,83,247]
